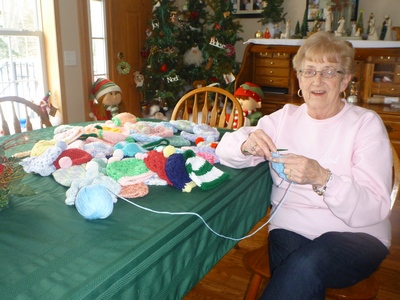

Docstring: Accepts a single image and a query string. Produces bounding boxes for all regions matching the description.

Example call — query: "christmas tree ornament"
[152,1,161,12]
[183,45,204,67]
[152,19,160,30]
[160,64,168,72]
[140,48,150,58]
[205,57,213,70]
[133,71,144,87]
[225,44,235,57]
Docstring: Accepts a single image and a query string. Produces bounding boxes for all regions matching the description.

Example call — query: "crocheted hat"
[53,148,93,169]
[91,78,122,101]
[143,150,172,185]
[119,182,149,198]
[234,82,263,102]
[106,158,154,186]
[112,112,138,126]
[183,149,230,190]
[165,153,197,192]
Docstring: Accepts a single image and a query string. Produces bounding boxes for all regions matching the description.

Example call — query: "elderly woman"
[216,31,392,299]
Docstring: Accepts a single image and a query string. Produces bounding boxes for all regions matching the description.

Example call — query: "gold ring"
[250,144,257,151]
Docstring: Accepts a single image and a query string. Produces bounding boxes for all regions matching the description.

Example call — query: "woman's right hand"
[241,129,277,161]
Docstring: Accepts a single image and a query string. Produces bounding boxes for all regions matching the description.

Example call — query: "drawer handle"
[270,62,274,65]
[260,52,269,56]
[270,71,274,74]
[269,80,273,83]
[392,88,395,91]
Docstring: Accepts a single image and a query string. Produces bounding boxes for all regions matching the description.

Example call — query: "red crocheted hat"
[53,148,93,169]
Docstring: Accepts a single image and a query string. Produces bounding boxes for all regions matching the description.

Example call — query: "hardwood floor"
[184,196,400,300]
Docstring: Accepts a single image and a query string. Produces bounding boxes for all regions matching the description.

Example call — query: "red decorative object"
[225,44,235,57]
[160,64,168,72]
[140,49,150,58]
[215,23,220,30]
[191,12,199,20]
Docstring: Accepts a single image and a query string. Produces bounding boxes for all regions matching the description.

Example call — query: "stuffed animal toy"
[233,82,264,128]
[90,78,122,121]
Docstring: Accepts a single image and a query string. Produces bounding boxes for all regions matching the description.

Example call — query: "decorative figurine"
[264,27,271,39]
[281,19,291,39]
[347,77,358,103]
[380,15,392,41]
[324,6,333,32]
[368,14,379,40]
[335,17,346,37]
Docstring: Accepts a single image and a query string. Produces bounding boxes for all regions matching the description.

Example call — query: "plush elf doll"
[233,82,263,128]
[90,78,122,121]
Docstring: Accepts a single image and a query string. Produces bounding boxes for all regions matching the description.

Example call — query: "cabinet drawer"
[372,83,400,96]
[255,67,290,77]
[255,76,289,87]
[255,58,290,68]
[256,52,289,59]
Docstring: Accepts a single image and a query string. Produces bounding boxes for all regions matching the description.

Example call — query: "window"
[89,0,108,81]
[0,0,47,101]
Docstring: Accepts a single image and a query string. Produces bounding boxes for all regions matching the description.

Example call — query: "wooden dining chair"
[170,86,244,129]
[244,143,400,300]
[0,96,52,135]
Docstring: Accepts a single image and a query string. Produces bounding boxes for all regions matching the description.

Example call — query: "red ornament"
[215,23,220,30]
[191,11,199,20]
[160,64,167,72]
[140,49,150,58]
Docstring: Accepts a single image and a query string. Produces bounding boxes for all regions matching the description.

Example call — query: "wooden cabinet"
[363,56,400,98]
[235,41,400,154]
[235,44,299,96]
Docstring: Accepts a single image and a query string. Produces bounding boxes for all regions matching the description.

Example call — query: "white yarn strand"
[113,182,293,241]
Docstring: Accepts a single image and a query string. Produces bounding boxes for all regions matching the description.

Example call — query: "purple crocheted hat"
[165,153,196,192]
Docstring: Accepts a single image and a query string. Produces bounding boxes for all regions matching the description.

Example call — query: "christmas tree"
[356,9,364,35]
[259,0,287,25]
[176,0,209,89]
[301,7,309,37]
[203,0,243,92]
[138,0,186,113]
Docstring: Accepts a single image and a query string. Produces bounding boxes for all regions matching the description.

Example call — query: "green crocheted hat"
[183,149,229,190]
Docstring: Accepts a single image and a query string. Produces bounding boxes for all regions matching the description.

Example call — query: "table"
[0,124,272,299]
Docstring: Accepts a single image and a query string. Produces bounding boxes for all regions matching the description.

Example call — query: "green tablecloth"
[0,125,272,300]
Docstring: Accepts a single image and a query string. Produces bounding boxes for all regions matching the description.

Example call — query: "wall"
[56,0,85,123]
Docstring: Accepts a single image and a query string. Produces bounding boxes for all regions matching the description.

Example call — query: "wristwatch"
[312,169,332,196]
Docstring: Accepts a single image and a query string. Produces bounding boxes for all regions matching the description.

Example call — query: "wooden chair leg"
[245,273,263,300]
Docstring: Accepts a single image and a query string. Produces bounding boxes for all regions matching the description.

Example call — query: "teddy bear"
[90,78,122,121]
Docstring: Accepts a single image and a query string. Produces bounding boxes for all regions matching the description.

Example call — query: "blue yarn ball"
[75,184,114,220]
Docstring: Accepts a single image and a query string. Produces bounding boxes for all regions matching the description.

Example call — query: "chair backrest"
[391,143,400,210]
[0,96,52,135]
[170,86,244,129]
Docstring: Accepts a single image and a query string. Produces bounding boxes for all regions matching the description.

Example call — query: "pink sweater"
[216,102,392,247]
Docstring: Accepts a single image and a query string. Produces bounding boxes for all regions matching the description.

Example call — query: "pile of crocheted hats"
[17,113,229,219]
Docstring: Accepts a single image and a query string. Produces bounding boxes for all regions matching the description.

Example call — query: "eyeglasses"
[299,68,344,78]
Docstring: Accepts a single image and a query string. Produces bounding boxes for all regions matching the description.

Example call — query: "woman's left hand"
[275,153,329,187]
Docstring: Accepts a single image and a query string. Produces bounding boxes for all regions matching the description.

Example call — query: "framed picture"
[306,0,359,22]
[232,0,263,18]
